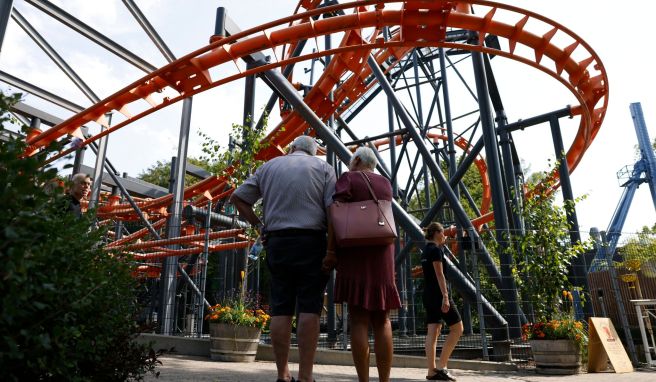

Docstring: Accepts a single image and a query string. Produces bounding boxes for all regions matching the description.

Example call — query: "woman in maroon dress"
[322,147,401,382]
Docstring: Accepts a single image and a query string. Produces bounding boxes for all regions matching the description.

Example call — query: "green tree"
[405,158,485,222]
[510,167,589,322]
[615,225,656,276]
[198,120,270,187]
[0,92,160,381]
[138,157,210,188]
[198,120,272,300]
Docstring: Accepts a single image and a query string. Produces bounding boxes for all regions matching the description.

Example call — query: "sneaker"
[426,368,456,381]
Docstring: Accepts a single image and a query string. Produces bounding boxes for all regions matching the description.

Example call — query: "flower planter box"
[209,323,261,362]
[530,339,581,375]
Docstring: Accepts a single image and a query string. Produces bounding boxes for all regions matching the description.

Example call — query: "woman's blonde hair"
[424,222,444,240]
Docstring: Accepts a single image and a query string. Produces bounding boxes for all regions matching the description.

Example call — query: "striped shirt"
[232,151,336,231]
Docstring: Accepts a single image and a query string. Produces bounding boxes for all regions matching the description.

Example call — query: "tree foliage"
[615,224,656,277]
[510,168,590,322]
[138,157,210,188]
[405,156,485,222]
[198,120,271,187]
[0,92,160,381]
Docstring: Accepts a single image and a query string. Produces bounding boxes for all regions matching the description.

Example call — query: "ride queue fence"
[121,222,656,367]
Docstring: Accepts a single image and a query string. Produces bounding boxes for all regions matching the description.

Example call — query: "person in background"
[64,173,92,218]
[421,222,463,381]
[323,146,401,382]
[230,135,336,382]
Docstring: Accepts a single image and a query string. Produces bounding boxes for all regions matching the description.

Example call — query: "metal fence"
[121,220,656,368]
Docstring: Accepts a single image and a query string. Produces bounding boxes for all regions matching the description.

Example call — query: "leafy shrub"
[0,91,160,381]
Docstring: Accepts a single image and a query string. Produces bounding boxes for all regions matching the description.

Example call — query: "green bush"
[0,92,160,381]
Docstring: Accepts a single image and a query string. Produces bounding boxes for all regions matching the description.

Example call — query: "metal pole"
[72,127,87,175]
[160,97,193,335]
[89,113,112,209]
[24,0,156,72]
[439,46,472,333]
[122,0,176,63]
[260,62,509,335]
[601,231,638,364]
[114,172,127,241]
[630,102,656,211]
[240,61,257,293]
[412,50,431,212]
[471,50,521,337]
[12,10,100,104]
[196,200,212,337]
[322,7,339,344]
[367,55,510,305]
[470,228,489,360]
[0,0,13,54]
[549,116,592,318]
[214,7,226,37]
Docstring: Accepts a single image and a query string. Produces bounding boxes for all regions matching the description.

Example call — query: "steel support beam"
[122,0,176,63]
[369,54,507,284]
[438,47,474,333]
[498,107,571,134]
[12,10,100,103]
[471,50,521,337]
[549,116,592,318]
[0,0,14,53]
[24,0,157,73]
[260,61,509,335]
[0,70,83,113]
[159,97,193,335]
[630,102,656,210]
[79,164,168,198]
[88,113,111,209]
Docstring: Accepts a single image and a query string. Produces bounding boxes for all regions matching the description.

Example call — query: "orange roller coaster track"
[26,0,607,249]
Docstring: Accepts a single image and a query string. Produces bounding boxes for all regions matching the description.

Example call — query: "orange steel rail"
[369,132,492,214]
[113,228,244,252]
[29,1,607,248]
[130,240,250,260]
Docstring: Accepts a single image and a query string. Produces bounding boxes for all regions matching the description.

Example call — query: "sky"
[1,0,655,237]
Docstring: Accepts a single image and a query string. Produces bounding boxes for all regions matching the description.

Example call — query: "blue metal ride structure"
[590,102,656,272]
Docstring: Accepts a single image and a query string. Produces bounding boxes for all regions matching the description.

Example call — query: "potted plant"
[509,167,590,374]
[522,291,589,374]
[205,297,270,362]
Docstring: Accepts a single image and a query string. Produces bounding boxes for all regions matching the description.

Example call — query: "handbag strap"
[358,171,391,226]
[358,171,379,203]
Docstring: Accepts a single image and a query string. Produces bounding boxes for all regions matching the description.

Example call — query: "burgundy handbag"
[329,172,397,247]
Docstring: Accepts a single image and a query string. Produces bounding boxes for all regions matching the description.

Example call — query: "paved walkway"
[146,355,656,382]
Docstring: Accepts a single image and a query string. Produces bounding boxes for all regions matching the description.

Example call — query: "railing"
[631,299,656,367]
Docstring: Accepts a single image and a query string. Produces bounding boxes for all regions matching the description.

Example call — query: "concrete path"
[145,355,656,382]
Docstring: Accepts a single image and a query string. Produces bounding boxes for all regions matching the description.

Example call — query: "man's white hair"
[71,173,91,185]
[351,146,377,170]
[290,135,317,156]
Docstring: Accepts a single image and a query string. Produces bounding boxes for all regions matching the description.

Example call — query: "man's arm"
[229,194,262,228]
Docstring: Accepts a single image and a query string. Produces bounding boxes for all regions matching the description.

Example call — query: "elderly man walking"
[230,135,336,382]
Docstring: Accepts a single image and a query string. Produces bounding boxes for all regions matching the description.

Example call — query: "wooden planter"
[530,339,581,375]
[209,323,261,362]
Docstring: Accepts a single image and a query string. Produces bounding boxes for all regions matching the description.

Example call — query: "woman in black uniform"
[421,222,463,381]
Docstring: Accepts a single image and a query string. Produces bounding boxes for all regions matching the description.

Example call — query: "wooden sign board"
[588,317,633,373]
